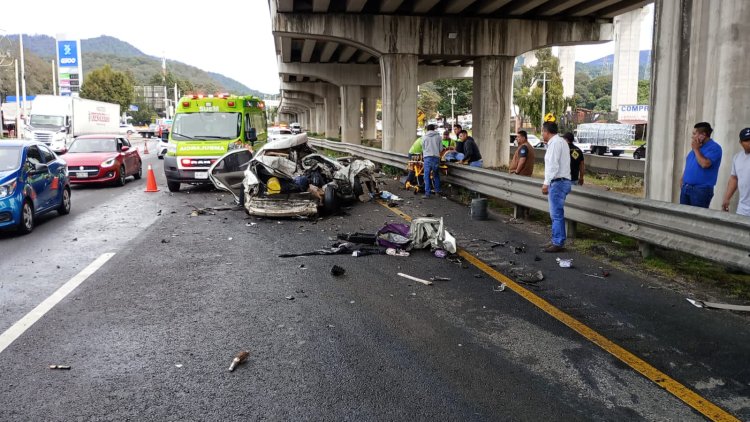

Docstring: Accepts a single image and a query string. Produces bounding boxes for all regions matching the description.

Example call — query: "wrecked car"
[208,134,378,217]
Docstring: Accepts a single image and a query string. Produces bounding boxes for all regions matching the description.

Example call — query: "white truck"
[574,123,635,157]
[24,95,120,152]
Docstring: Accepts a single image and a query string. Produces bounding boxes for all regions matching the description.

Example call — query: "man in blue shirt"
[680,122,722,208]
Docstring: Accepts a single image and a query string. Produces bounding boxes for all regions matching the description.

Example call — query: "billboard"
[56,38,82,96]
[618,105,649,123]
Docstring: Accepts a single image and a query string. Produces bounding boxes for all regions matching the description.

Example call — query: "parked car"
[209,134,378,217]
[0,141,71,234]
[156,137,169,159]
[290,122,302,134]
[633,144,646,159]
[62,135,142,186]
[119,124,138,136]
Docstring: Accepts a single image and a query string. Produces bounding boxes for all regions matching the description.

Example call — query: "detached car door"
[208,149,254,203]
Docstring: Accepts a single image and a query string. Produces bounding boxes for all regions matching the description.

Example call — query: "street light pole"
[19,34,27,114]
[449,87,456,125]
[15,59,21,138]
[540,69,548,130]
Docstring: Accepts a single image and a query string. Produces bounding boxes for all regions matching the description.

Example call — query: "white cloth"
[731,150,750,216]
[543,134,571,185]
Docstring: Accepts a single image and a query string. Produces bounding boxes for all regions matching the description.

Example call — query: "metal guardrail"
[311,138,750,272]
[510,146,646,177]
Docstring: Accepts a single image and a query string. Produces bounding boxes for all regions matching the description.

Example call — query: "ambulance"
[164,94,267,192]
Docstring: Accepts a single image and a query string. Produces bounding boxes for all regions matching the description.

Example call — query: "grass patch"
[531,164,644,197]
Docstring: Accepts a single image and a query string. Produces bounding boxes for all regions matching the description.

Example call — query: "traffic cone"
[143,139,150,154]
[144,164,159,192]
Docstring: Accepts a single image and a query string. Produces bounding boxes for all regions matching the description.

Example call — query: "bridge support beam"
[324,84,341,139]
[340,85,362,144]
[362,96,378,141]
[647,0,750,209]
[381,54,418,153]
[472,56,514,168]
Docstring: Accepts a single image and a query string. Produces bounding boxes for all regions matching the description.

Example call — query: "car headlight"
[101,157,117,168]
[0,180,17,198]
[167,143,177,153]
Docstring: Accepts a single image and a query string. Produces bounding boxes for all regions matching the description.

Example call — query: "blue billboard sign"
[57,40,79,67]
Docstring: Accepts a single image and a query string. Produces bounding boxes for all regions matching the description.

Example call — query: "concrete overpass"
[270,1,750,211]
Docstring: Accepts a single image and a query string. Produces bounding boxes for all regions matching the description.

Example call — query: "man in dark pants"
[422,124,443,198]
[680,122,722,208]
[563,132,585,185]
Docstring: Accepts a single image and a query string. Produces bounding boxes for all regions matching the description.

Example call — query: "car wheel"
[323,184,339,214]
[167,181,181,192]
[612,151,622,157]
[115,165,126,186]
[633,151,641,159]
[18,200,34,234]
[353,176,364,197]
[57,187,71,215]
[134,162,143,179]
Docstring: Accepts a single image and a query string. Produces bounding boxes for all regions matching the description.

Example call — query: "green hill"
[0,34,272,97]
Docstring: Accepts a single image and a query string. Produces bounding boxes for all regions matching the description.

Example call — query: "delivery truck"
[24,95,120,152]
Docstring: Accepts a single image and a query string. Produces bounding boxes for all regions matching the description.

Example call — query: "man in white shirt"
[721,127,750,216]
[541,122,572,252]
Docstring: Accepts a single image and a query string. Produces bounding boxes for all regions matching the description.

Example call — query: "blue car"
[0,140,71,234]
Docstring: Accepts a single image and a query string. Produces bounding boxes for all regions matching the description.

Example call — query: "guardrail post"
[513,205,529,220]
[566,220,577,239]
[638,241,654,259]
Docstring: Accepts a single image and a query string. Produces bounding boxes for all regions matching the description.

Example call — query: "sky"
[0,1,654,94]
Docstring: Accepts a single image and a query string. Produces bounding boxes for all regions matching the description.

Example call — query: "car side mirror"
[32,163,48,174]
[247,127,257,141]
[121,145,130,152]
[58,149,67,155]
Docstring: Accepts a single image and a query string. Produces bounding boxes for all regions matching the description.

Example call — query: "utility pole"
[19,34,27,115]
[449,87,456,125]
[539,70,549,130]
[15,59,20,138]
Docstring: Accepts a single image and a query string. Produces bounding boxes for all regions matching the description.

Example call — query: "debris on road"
[285,296,295,300]
[48,365,71,370]
[474,239,507,248]
[512,269,544,283]
[386,248,410,257]
[228,351,250,372]
[434,249,448,258]
[397,272,433,286]
[337,232,377,244]
[686,299,750,312]
[556,258,573,268]
[493,283,507,292]
[377,223,411,249]
[409,217,457,253]
[585,273,605,279]
[430,276,451,281]
[331,265,346,277]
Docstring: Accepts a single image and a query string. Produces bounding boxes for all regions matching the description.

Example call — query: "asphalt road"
[0,156,747,421]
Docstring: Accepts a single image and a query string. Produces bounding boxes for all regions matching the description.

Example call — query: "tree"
[129,101,158,125]
[149,71,194,96]
[417,83,441,123]
[637,80,650,104]
[432,79,472,118]
[594,95,611,112]
[81,64,134,111]
[513,48,571,131]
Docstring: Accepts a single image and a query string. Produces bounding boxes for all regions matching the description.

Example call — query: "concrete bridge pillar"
[472,56,515,168]
[647,0,750,209]
[612,8,646,111]
[381,54,418,153]
[324,84,341,139]
[314,102,325,135]
[362,96,378,141]
[340,85,362,144]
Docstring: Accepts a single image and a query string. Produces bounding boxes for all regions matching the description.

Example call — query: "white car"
[119,124,138,136]
[268,127,294,142]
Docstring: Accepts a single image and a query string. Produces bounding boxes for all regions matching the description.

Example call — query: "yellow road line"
[379,201,739,422]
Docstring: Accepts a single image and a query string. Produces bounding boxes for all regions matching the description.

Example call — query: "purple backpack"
[376,223,411,249]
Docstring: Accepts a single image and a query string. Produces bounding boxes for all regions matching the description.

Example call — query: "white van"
[290,122,302,134]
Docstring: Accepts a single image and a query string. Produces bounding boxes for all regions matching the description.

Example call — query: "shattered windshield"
[172,112,241,141]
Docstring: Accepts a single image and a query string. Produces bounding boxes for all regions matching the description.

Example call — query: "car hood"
[0,169,20,184]
[63,152,120,165]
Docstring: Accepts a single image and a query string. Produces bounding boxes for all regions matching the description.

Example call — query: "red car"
[62,135,142,186]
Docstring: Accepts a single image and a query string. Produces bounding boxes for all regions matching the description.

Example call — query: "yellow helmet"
[544,113,556,123]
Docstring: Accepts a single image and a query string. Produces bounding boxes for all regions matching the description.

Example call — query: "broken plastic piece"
[686,299,750,312]
[434,249,448,258]
[49,365,71,370]
[397,272,433,286]
[331,265,346,276]
[585,273,605,279]
[430,276,451,281]
[493,283,506,292]
[228,351,250,372]
[386,248,410,257]
[556,258,573,268]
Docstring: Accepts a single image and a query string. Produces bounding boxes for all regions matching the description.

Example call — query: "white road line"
[0,252,116,355]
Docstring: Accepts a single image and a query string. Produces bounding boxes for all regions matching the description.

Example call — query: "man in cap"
[721,128,750,216]
[680,122,722,208]
[563,132,585,185]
